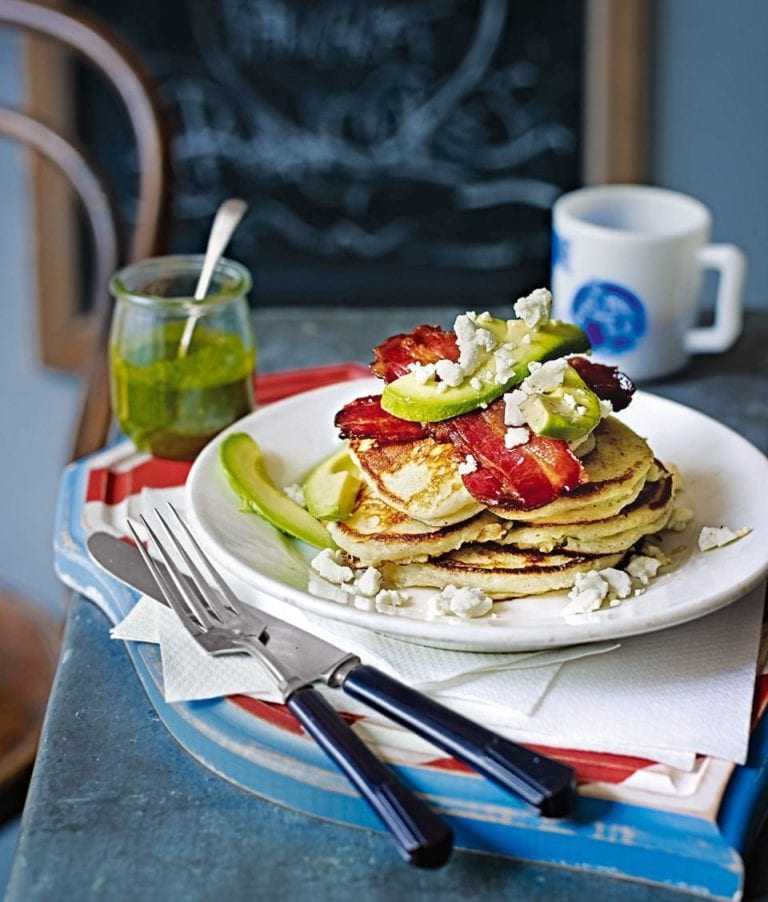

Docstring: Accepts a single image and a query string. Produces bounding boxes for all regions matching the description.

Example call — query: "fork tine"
[126,520,179,606]
[127,519,206,633]
[151,508,232,625]
[137,514,213,630]
[166,503,240,616]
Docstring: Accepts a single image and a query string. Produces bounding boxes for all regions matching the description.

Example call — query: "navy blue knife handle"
[342,665,575,818]
[286,686,453,868]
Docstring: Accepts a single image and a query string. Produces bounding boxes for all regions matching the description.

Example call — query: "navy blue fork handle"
[341,664,575,818]
[286,685,453,868]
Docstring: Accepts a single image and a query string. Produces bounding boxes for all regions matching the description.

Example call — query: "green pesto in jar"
[110,321,255,460]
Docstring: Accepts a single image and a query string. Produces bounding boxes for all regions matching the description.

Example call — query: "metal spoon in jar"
[178,197,248,357]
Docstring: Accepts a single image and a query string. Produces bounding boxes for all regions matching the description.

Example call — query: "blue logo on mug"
[571,281,646,354]
[551,230,569,271]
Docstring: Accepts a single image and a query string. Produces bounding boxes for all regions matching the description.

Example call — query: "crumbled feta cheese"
[309,555,391,610]
[310,549,354,584]
[626,554,662,586]
[524,357,568,394]
[469,376,483,391]
[493,345,518,384]
[504,427,529,449]
[458,454,478,475]
[429,584,493,619]
[452,312,498,376]
[283,483,306,507]
[376,588,409,607]
[503,389,527,426]
[563,566,634,617]
[473,327,497,353]
[375,589,410,614]
[449,588,493,619]
[563,570,609,615]
[453,312,476,341]
[698,525,751,551]
[561,393,578,414]
[426,594,446,619]
[666,507,694,532]
[600,567,633,600]
[514,287,552,328]
[455,313,497,353]
[409,362,437,384]
[521,332,532,344]
[434,358,464,387]
[571,543,671,606]
[353,566,382,598]
[599,398,614,419]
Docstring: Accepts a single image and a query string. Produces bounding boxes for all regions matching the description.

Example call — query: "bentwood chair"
[0,0,170,459]
[0,0,170,820]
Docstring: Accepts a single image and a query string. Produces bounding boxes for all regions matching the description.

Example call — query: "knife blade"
[87,531,358,687]
[88,530,575,817]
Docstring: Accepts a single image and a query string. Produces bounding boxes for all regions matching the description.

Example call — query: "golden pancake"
[335,414,675,600]
[379,543,626,598]
[349,417,654,529]
[327,483,506,565]
[490,417,654,523]
[348,435,483,527]
[331,463,674,564]
[497,464,675,553]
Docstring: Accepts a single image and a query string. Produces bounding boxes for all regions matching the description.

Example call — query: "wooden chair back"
[0,0,170,459]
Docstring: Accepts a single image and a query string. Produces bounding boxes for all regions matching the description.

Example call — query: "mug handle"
[684,244,746,354]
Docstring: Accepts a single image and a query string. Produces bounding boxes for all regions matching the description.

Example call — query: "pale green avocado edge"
[380,320,590,423]
[301,444,362,521]
[520,365,601,441]
[220,432,336,549]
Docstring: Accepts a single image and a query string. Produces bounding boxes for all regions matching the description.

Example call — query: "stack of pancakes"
[327,415,676,598]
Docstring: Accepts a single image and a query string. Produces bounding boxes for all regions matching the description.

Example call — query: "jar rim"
[109,254,252,309]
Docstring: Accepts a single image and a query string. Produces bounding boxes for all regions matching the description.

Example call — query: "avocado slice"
[302,444,362,521]
[520,365,601,441]
[220,432,336,548]
[380,319,590,423]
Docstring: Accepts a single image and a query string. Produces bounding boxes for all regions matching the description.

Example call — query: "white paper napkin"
[119,487,765,769]
[497,584,765,767]
[380,584,764,770]
[111,582,765,768]
[111,594,618,714]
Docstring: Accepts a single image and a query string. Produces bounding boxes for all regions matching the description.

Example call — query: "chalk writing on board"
[78,0,583,302]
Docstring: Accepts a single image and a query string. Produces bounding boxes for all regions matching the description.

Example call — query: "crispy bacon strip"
[569,357,635,412]
[334,395,427,443]
[442,399,587,509]
[371,324,459,382]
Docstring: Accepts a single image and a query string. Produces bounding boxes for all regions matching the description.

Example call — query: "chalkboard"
[77,0,585,307]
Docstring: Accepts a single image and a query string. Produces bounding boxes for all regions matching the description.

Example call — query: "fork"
[128,508,454,869]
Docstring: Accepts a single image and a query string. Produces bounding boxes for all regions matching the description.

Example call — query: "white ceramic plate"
[186,378,768,651]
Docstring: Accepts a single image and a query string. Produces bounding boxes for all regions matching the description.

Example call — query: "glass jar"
[109,254,256,460]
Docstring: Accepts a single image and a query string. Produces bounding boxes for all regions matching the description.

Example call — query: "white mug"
[551,185,746,381]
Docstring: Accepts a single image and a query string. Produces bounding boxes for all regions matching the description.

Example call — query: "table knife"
[87,531,575,817]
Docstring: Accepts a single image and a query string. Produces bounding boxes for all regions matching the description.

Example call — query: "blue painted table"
[6,307,768,900]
